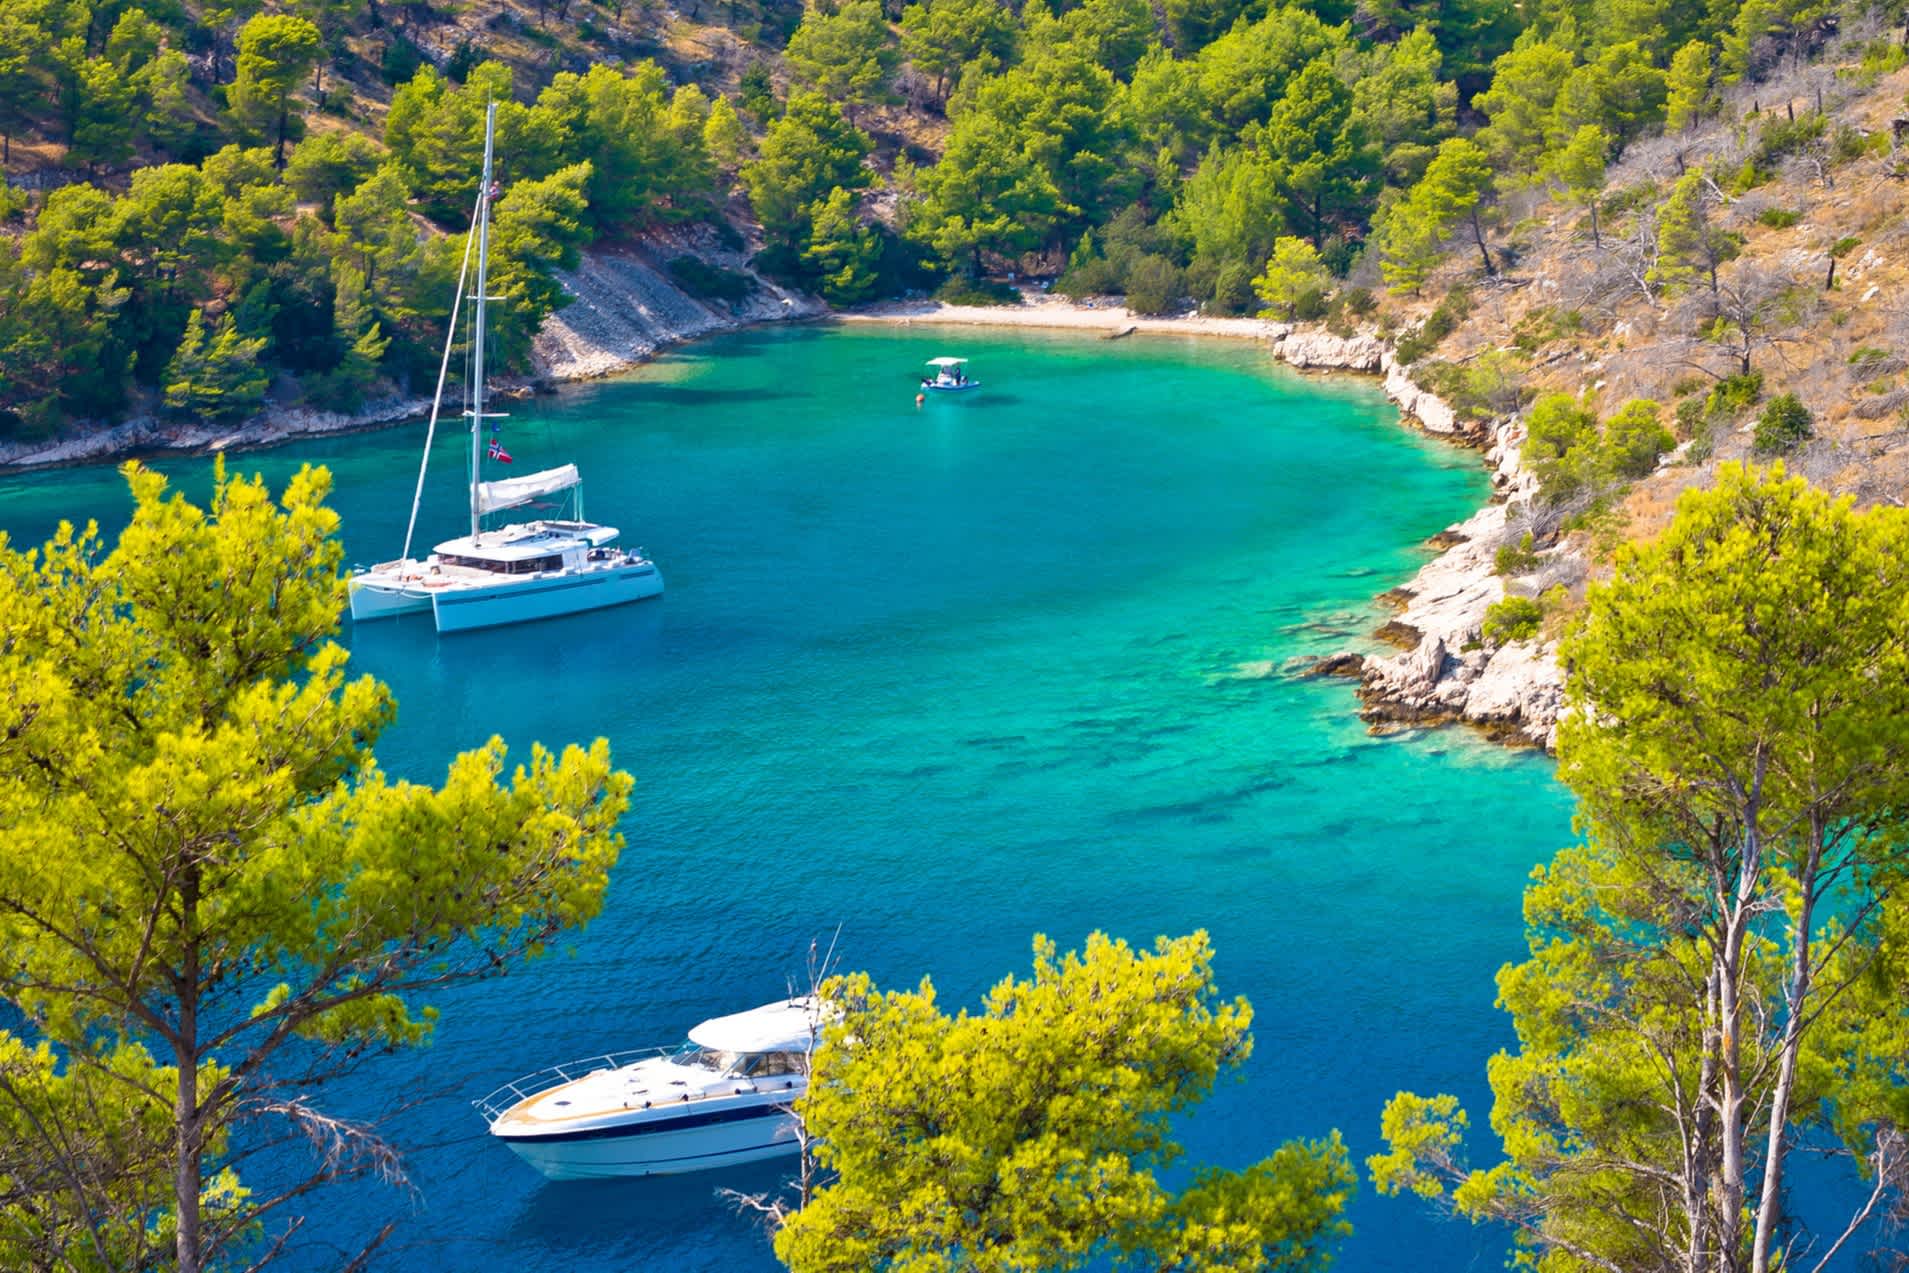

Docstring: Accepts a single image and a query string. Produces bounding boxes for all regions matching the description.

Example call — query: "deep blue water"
[0,325,1575,1270]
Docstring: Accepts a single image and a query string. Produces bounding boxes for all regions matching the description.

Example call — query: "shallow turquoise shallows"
[0,325,1573,1270]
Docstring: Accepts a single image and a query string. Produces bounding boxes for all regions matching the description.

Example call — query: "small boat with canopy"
[920,356,979,392]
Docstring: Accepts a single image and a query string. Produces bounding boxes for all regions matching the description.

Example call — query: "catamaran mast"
[469,99,498,543]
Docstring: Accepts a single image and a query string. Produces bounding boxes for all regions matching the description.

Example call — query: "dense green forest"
[0,0,1894,435]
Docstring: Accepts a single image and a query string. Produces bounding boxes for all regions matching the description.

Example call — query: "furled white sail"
[475,464,580,514]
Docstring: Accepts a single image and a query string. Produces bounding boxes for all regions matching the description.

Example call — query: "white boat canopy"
[475,464,581,515]
[688,997,820,1054]
[924,356,968,367]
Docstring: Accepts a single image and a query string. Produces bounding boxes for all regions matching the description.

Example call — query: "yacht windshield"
[672,1043,739,1073]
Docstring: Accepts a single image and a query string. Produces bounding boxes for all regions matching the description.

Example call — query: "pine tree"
[1547,123,1609,246]
[1261,58,1379,248]
[1650,167,1736,296]
[1664,39,1714,132]
[228,14,322,167]
[162,310,270,420]
[1252,235,1330,319]
[314,263,388,409]
[784,0,898,113]
[703,94,748,171]
[65,51,138,171]
[1373,190,1441,295]
[801,186,882,305]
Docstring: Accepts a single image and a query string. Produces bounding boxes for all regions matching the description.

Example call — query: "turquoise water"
[0,325,1573,1270]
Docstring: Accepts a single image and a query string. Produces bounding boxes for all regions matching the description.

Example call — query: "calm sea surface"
[0,325,1573,1270]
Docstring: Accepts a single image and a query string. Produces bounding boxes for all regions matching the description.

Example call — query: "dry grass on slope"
[1381,49,1909,574]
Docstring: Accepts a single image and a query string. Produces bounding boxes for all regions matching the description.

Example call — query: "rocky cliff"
[532,228,825,381]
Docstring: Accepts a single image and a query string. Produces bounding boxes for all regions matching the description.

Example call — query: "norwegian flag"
[487,437,513,464]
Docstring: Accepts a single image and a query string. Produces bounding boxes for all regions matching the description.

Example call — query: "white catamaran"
[348,103,663,634]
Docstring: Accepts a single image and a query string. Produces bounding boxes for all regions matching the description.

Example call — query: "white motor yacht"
[347,101,663,633]
[475,997,818,1180]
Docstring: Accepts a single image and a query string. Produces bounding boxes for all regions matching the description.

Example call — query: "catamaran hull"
[431,563,664,633]
[348,577,433,621]
[498,1104,800,1180]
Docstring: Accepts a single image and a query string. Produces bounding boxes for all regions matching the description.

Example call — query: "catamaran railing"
[472,1047,672,1122]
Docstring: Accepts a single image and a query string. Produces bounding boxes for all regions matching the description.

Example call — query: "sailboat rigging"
[348,101,664,633]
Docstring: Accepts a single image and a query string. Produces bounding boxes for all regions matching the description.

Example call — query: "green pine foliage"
[162,310,270,421]
[1753,391,1813,454]
[1377,465,1909,1273]
[773,932,1356,1271]
[0,0,1877,445]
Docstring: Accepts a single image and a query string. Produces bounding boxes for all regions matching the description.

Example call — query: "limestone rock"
[1463,639,1565,748]
[534,242,822,380]
[1381,353,1463,436]
[1297,650,1366,678]
[1272,328,1385,372]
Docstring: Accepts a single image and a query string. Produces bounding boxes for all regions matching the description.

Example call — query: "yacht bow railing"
[472,1047,671,1123]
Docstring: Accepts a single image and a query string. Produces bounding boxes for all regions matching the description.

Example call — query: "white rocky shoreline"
[0,277,1563,751]
[1272,328,1564,751]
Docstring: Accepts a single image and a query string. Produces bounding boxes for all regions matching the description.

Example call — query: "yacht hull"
[431,562,664,633]
[347,575,433,621]
[498,1102,800,1180]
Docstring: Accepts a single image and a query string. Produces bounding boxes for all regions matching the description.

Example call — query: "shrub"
[1206,262,1257,316]
[1756,207,1801,228]
[1753,393,1813,454]
[1292,286,1329,322]
[1056,257,1122,298]
[933,276,1019,306]
[1705,371,1763,419]
[1603,398,1675,477]
[1755,112,1827,166]
[1494,532,1540,576]
[1525,393,1599,498]
[1342,288,1376,319]
[1674,396,1705,437]
[1123,254,1185,316]
[1482,595,1544,644]
[445,40,480,82]
[1831,124,1870,163]
[380,36,425,85]
[1510,306,1582,354]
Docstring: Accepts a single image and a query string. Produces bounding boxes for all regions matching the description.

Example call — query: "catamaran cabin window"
[437,553,566,575]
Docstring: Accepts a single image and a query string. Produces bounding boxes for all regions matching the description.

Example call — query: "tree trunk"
[1312,190,1324,250]
[1825,257,1836,290]
[1715,800,1764,1273]
[1686,963,1722,1273]
[1589,198,1600,248]
[1751,827,1823,1273]
[313,62,325,113]
[173,870,203,1273]
[1470,206,1494,275]
[275,102,288,168]
[1716,947,1747,1273]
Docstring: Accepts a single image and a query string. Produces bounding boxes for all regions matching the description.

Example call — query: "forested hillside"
[0,0,1898,439]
